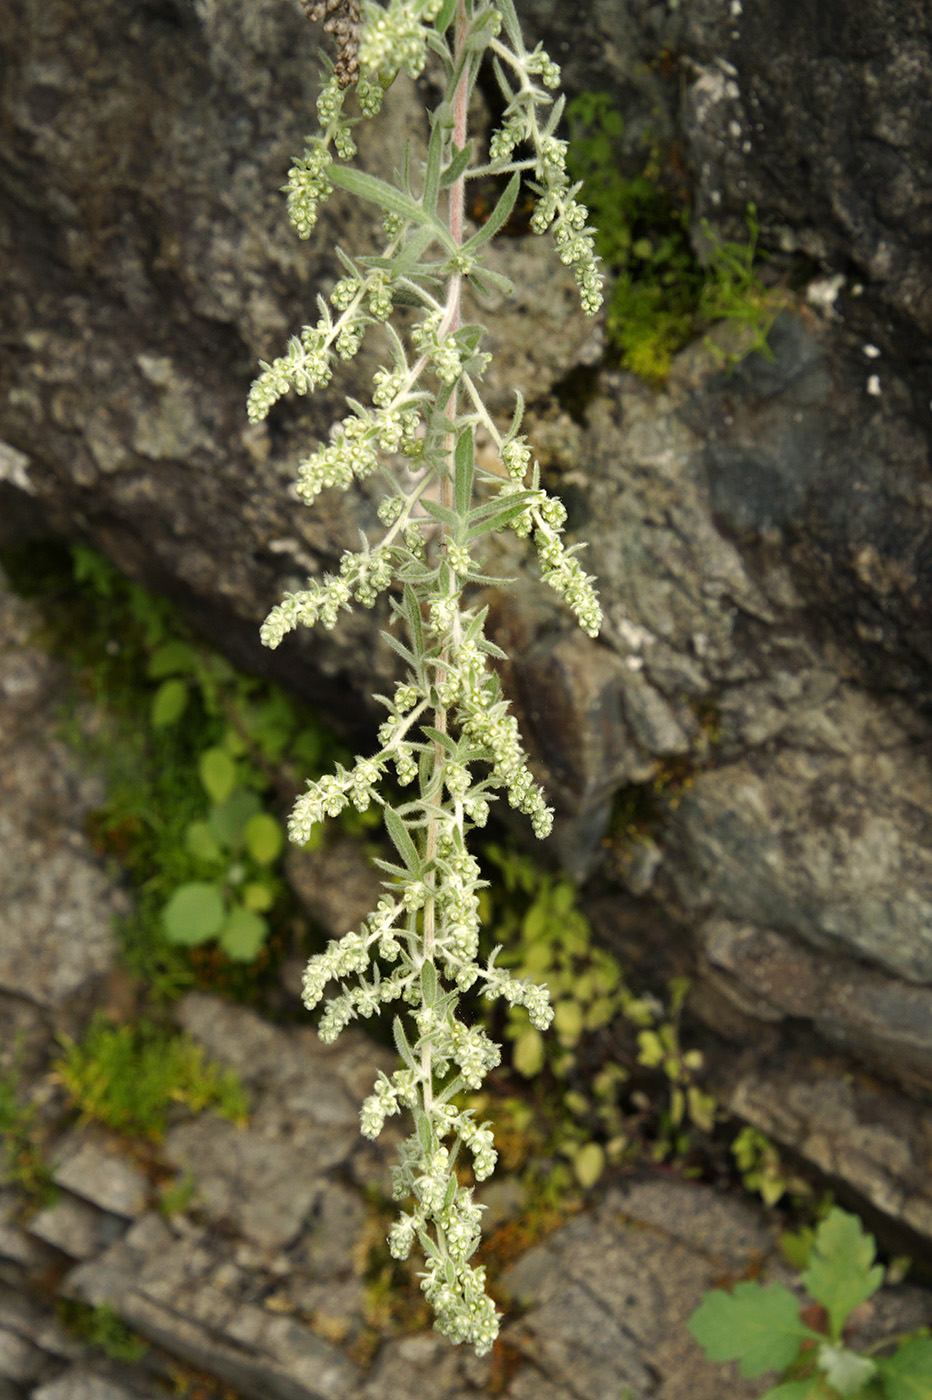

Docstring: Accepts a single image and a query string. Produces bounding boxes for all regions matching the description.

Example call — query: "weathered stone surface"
[65,1213,361,1400]
[501,1179,772,1400]
[28,1193,124,1262]
[720,1059,932,1250]
[0,584,126,1015]
[680,0,932,337]
[52,1135,149,1219]
[702,918,932,1093]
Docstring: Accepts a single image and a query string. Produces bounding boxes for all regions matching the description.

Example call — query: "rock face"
[1,0,932,1282]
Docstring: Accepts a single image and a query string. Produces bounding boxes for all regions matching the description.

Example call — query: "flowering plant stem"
[248,0,603,1354]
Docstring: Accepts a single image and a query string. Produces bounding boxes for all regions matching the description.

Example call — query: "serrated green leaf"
[817,1342,878,1397]
[219,907,268,962]
[801,1209,884,1339]
[162,882,225,946]
[759,1383,822,1400]
[244,812,284,866]
[876,1338,932,1400]
[686,1282,811,1379]
[199,747,237,804]
[146,640,199,679]
[150,677,188,727]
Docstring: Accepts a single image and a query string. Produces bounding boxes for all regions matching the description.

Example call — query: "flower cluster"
[358,0,444,82]
[251,0,604,1360]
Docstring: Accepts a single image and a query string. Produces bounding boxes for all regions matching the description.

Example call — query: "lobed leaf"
[801,1209,885,1339]
[687,1281,814,1379]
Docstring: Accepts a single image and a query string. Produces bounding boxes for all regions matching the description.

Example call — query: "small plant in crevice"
[0,1058,58,1210]
[1,538,352,999]
[473,845,717,1188]
[54,1013,249,1143]
[688,1206,932,1399]
[565,90,779,383]
[58,1300,149,1365]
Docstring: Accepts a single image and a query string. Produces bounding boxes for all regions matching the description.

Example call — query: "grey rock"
[361,1333,471,1400]
[702,918,932,1092]
[164,1116,336,1252]
[65,1213,360,1400]
[28,1194,124,1262]
[286,838,385,939]
[681,1,932,337]
[32,1364,169,1400]
[722,1061,932,1249]
[501,1180,770,1400]
[52,1135,149,1219]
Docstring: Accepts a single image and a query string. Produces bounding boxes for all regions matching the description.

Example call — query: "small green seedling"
[687,1206,932,1398]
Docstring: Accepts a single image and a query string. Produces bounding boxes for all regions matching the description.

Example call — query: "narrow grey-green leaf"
[329,164,423,224]
[421,958,437,1005]
[393,1015,417,1071]
[421,725,457,753]
[383,804,420,873]
[466,265,516,299]
[422,116,444,214]
[392,224,436,281]
[441,140,473,187]
[493,0,522,48]
[434,0,456,31]
[454,425,475,516]
[461,173,520,254]
[467,497,534,540]
[419,498,460,529]
[402,583,424,656]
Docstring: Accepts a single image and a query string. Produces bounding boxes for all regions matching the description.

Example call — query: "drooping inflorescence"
[251,0,602,1355]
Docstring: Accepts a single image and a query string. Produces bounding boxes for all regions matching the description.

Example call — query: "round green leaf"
[512,1026,545,1078]
[553,999,585,1046]
[162,882,225,946]
[199,747,237,804]
[150,678,188,728]
[244,812,284,866]
[219,907,268,962]
[146,641,199,680]
[208,789,262,850]
[572,1141,605,1190]
[185,820,223,864]
[242,881,275,913]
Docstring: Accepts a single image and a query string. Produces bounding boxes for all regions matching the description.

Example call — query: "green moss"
[0,1060,57,1208]
[55,1013,249,1143]
[566,92,779,383]
[58,1301,148,1364]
